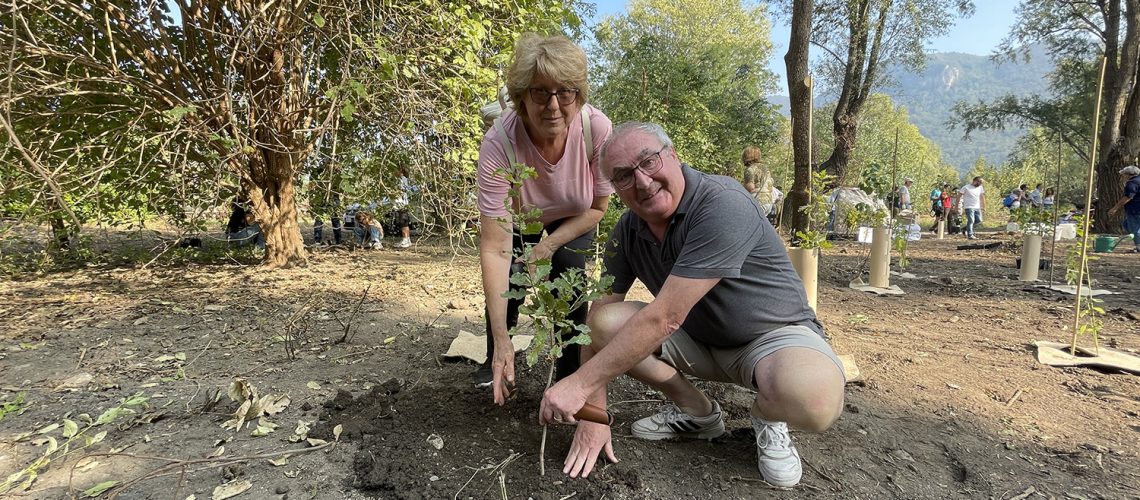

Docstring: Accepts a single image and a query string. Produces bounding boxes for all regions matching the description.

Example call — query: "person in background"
[898,178,913,210]
[1107,165,1140,253]
[957,176,985,240]
[354,211,383,249]
[1030,183,1044,207]
[929,184,943,231]
[388,167,416,248]
[225,197,249,236]
[475,34,613,398]
[229,212,264,249]
[770,185,784,227]
[1043,187,1056,210]
[741,146,774,216]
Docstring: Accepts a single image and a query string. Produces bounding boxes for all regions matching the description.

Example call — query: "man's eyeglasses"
[609,145,669,190]
[527,87,579,106]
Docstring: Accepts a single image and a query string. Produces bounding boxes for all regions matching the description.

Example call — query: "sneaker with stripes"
[631,401,725,441]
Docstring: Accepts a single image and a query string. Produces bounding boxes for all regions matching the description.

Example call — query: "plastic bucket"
[1093,235,1120,253]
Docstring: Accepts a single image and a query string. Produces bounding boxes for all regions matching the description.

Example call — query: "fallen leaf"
[54,372,93,391]
[37,423,60,434]
[426,434,444,450]
[306,438,328,447]
[208,446,225,458]
[333,424,343,441]
[211,480,252,500]
[947,383,961,390]
[383,336,397,344]
[260,395,290,415]
[305,381,321,390]
[84,480,119,497]
[268,456,290,466]
[283,470,300,478]
[289,421,311,442]
[227,379,256,403]
[204,304,227,312]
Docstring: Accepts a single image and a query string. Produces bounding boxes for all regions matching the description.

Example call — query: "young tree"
[951,0,1139,232]
[591,0,782,176]
[801,0,974,186]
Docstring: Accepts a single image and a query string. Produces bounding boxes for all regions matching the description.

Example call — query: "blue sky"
[586,1,1019,93]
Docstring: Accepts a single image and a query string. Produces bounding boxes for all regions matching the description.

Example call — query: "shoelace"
[655,405,685,424]
[756,422,792,450]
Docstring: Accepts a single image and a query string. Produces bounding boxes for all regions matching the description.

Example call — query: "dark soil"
[1,226,1138,499]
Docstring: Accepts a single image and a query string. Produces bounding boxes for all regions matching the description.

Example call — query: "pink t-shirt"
[476,104,614,225]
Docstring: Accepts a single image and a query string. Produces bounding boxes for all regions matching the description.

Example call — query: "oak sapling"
[1064,215,1105,355]
[793,170,835,250]
[495,163,615,475]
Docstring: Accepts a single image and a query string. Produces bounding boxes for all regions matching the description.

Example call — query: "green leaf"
[84,480,118,497]
[313,12,325,28]
[340,101,355,122]
[62,419,79,438]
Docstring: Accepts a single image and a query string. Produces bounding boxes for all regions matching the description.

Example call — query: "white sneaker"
[631,401,725,441]
[395,238,412,248]
[753,416,802,487]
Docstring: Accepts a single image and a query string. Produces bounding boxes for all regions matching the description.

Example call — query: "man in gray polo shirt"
[539,122,846,487]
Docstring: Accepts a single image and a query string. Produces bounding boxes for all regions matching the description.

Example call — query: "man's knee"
[586,301,645,346]
[754,347,845,432]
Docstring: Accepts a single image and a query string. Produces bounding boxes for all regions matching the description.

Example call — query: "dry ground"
[1,225,1138,499]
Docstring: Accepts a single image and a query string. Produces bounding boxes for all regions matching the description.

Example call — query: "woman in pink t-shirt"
[475,34,613,405]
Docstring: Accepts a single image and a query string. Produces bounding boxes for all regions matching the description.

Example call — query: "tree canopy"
[590,0,782,175]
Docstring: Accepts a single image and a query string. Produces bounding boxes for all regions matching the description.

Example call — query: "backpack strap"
[493,117,516,167]
[581,105,593,159]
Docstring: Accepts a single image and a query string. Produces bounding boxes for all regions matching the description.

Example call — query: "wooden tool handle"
[574,403,615,426]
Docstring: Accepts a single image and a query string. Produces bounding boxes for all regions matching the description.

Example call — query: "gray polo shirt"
[604,165,822,347]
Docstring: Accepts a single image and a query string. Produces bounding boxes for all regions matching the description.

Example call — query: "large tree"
[2,1,583,266]
[803,0,974,185]
[784,0,814,235]
[591,0,782,175]
[951,0,1139,232]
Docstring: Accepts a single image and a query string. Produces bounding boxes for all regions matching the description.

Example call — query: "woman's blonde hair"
[505,33,589,113]
[742,146,762,166]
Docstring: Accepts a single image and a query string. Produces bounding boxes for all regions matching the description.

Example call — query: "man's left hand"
[540,376,590,425]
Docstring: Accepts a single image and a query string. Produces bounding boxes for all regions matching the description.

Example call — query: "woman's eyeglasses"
[527,87,579,106]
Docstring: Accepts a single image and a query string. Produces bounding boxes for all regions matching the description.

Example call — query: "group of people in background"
[224,168,417,251]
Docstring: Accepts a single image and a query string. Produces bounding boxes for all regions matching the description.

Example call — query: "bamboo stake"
[1048,131,1062,287]
[1070,55,1107,356]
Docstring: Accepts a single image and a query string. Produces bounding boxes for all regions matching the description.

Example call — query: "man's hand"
[491,343,515,406]
[540,376,590,425]
[563,421,618,478]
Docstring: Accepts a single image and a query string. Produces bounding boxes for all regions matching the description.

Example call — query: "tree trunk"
[821,113,857,186]
[784,0,814,236]
[243,152,308,269]
[1092,0,1140,233]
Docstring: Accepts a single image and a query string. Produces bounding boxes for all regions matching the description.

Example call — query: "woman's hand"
[491,342,516,406]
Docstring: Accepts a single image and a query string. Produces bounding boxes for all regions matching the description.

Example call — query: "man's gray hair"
[600,121,673,172]
[1119,165,1140,176]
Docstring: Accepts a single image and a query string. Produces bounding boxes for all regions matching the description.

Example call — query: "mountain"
[770,48,1053,172]
[888,48,1052,171]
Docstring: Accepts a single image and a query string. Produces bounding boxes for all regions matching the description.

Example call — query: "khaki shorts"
[657,324,845,390]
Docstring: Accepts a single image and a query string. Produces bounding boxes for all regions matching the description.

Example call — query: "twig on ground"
[75,346,87,370]
[1006,388,1024,406]
[337,285,371,343]
[801,456,841,489]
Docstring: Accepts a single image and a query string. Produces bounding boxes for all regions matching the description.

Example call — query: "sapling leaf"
[62,419,78,438]
[83,480,118,497]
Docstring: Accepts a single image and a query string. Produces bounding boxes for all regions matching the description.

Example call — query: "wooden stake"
[1071,55,1108,356]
